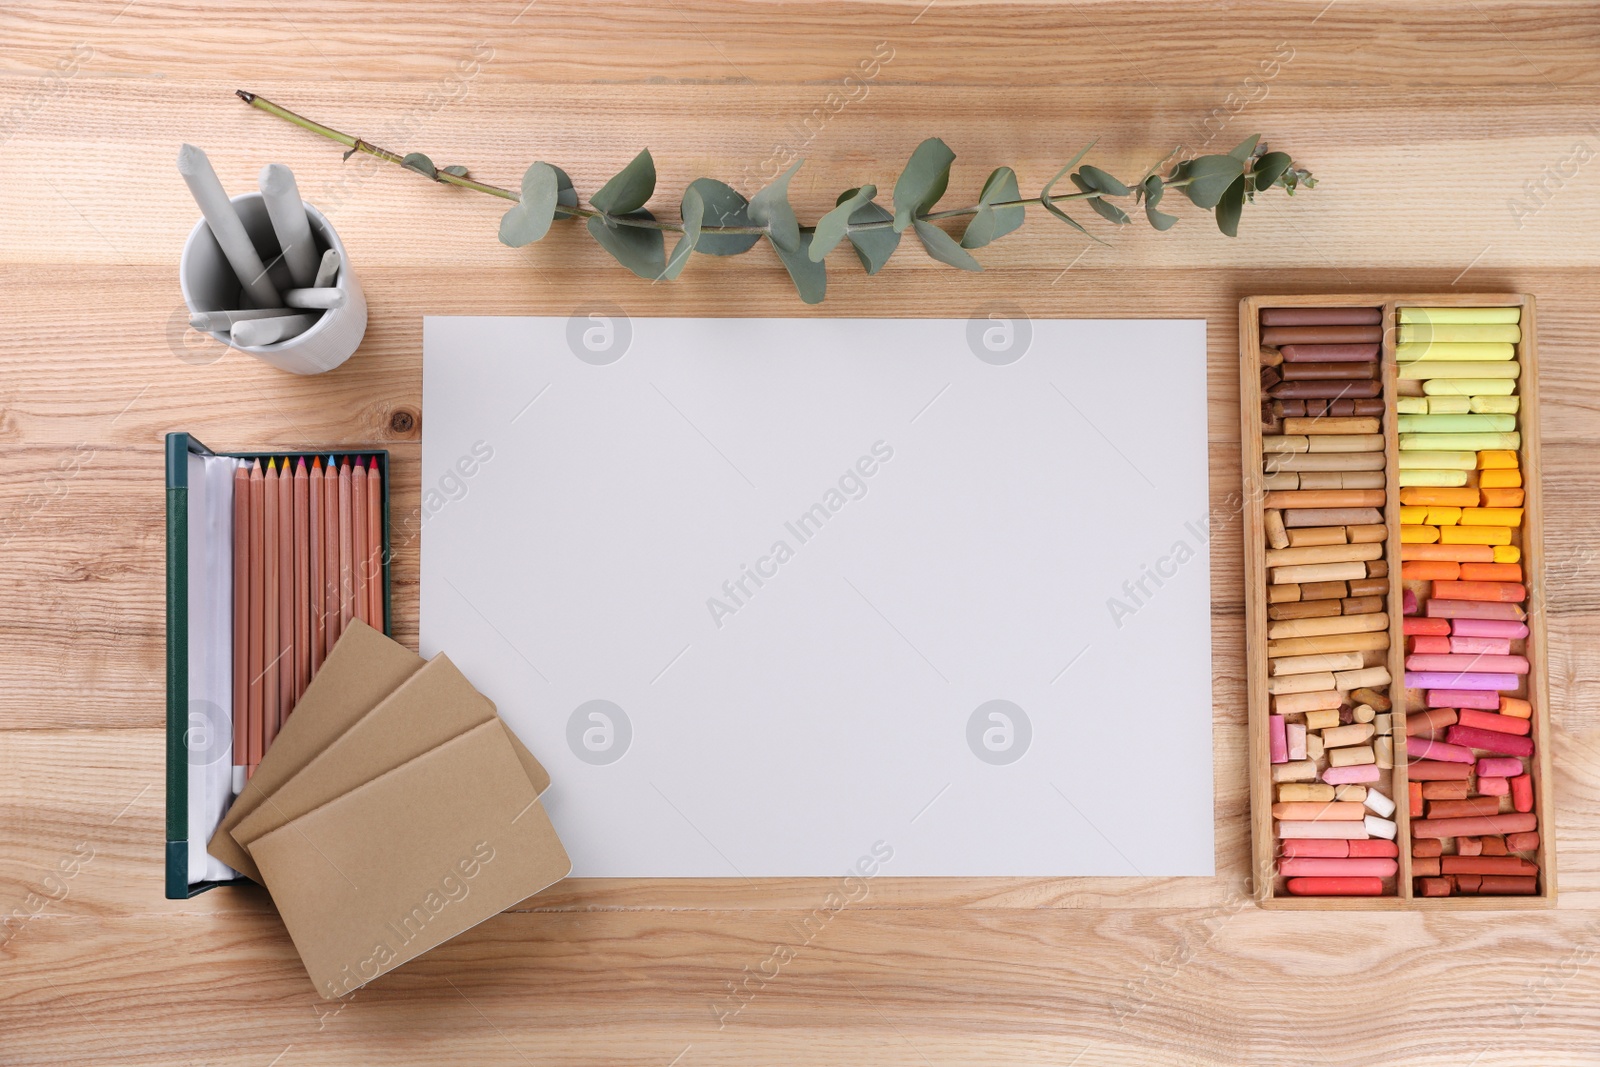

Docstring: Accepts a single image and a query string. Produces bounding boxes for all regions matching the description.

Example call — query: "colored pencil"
[293,456,310,703]
[277,454,293,731]
[231,462,249,793]
[323,455,341,649]
[366,456,383,630]
[248,459,265,774]
[310,456,325,673]
[352,457,368,626]
[262,459,280,751]
[338,458,354,634]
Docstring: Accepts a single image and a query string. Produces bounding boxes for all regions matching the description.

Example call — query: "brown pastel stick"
[1261,364,1282,390]
[1261,324,1383,345]
[1273,399,1306,417]
[1271,560,1368,584]
[1279,343,1381,362]
[1269,651,1364,676]
[1282,509,1385,528]
[1261,307,1381,327]
[1412,856,1441,877]
[1351,399,1384,415]
[1440,856,1538,876]
[1264,508,1289,550]
[1301,580,1350,600]
[1262,471,1298,491]
[1267,671,1336,695]
[1272,689,1345,714]
[1367,560,1388,579]
[1270,379,1383,400]
[1269,598,1342,621]
[1265,490,1386,511]
[1286,526,1347,547]
[1412,838,1443,857]
[1347,577,1388,597]
[1421,779,1470,800]
[1350,686,1390,711]
[1346,525,1387,545]
[1265,542,1383,567]
[1307,434,1384,454]
[1267,582,1300,604]
[1418,877,1452,897]
[1267,612,1387,640]
[1265,452,1385,472]
[1297,471,1384,491]
[1260,345,1283,367]
[1341,595,1385,615]
[1267,631,1389,657]
[1279,362,1380,382]
[1476,876,1538,894]
[1428,797,1501,819]
[1411,813,1537,838]
[1407,760,1473,781]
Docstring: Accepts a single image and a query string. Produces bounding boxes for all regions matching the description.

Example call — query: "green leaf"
[659,187,704,281]
[585,210,666,278]
[590,149,656,215]
[1229,135,1262,161]
[1074,165,1130,197]
[1070,174,1130,225]
[913,219,982,271]
[892,138,955,233]
[844,199,899,274]
[441,165,469,178]
[499,161,572,247]
[1252,151,1292,191]
[1040,142,1107,245]
[770,232,826,304]
[1215,175,1246,237]
[1182,154,1244,209]
[749,160,803,253]
[683,178,759,255]
[811,185,877,261]
[960,167,1024,249]
[401,152,437,180]
[1141,175,1178,231]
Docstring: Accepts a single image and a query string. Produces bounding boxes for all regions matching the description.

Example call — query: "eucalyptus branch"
[236,89,1315,304]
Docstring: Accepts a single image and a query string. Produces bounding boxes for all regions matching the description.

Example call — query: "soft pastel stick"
[1409,635,1451,654]
[1480,468,1522,488]
[1398,450,1477,470]
[1404,561,1460,581]
[1428,689,1500,710]
[1397,323,1520,343]
[1477,776,1510,796]
[1405,708,1458,736]
[1281,839,1348,858]
[1427,395,1472,414]
[1477,487,1525,508]
[1270,802,1366,821]
[1398,469,1471,487]
[1426,599,1524,621]
[1405,654,1528,675]
[1449,636,1511,656]
[1500,695,1533,719]
[1511,774,1534,813]
[1398,307,1520,324]
[1476,757,1524,778]
[1458,709,1529,736]
[1430,581,1527,604]
[1350,838,1398,857]
[1459,562,1522,582]
[1280,857,1397,878]
[1269,714,1288,763]
[1459,508,1525,528]
[1286,722,1307,761]
[1475,876,1538,894]
[1399,486,1478,507]
[1402,544,1494,563]
[1423,377,1516,396]
[1478,450,1520,469]
[1506,831,1539,851]
[1401,362,1520,380]
[1440,855,1538,876]
[1447,724,1534,756]
[1427,797,1499,819]
[1402,525,1440,544]
[1405,671,1520,691]
[1406,760,1472,781]
[1471,395,1520,414]
[1410,812,1536,838]
[1397,414,1516,434]
[1276,820,1369,839]
[1396,342,1515,361]
[1408,737,1475,763]
[1321,764,1381,785]
[1418,877,1452,896]
[1450,618,1528,639]
[1285,876,1383,896]
[1439,525,1511,546]
[1403,617,1452,635]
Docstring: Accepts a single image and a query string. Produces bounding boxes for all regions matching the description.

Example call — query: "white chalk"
[1362,788,1396,819]
[258,163,320,288]
[313,248,341,288]
[190,307,296,331]
[231,312,321,347]
[177,144,281,309]
[284,287,347,310]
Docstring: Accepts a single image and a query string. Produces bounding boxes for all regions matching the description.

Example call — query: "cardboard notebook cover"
[249,717,571,999]
[210,622,551,881]
[230,651,550,855]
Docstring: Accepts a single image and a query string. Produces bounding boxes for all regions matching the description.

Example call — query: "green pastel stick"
[1400,431,1521,451]
[1396,342,1516,362]
[1398,469,1471,487]
[1397,413,1517,434]
[1397,307,1521,325]
[1397,324,1521,344]
[1423,377,1517,396]
[1398,451,1477,470]
[1400,361,1520,380]
[1470,395,1520,414]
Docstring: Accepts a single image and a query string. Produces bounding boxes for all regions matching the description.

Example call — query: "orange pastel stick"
[1459,562,1522,582]
[1500,695,1533,719]
[1412,856,1441,877]
[1478,487,1524,508]
[1409,781,1423,817]
[1479,468,1521,488]
[1400,543,1495,562]
[1412,812,1536,838]
[1431,579,1527,603]
[1412,838,1443,857]
[1399,486,1478,507]
[1477,450,1518,469]
[1402,560,1460,581]
[1270,802,1366,821]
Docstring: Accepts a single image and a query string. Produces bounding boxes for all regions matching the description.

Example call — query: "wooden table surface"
[3,2,1599,1063]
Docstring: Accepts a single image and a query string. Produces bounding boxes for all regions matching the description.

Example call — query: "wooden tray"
[1239,293,1554,908]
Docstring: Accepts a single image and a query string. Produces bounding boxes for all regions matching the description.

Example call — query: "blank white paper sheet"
[421,315,1213,877]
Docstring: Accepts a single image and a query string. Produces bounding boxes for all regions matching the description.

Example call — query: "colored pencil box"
[164,432,391,898]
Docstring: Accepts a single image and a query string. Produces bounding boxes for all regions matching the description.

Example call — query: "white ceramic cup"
[179,192,367,375]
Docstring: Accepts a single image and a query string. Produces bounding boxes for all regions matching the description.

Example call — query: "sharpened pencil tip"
[369,456,379,470]
[297,455,307,470]
[312,455,322,471]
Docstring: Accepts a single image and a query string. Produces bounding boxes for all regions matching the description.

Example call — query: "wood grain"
[3,0,1600,1062]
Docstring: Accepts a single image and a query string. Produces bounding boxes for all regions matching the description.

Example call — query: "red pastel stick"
[1476,875,1538,894]
[1281,858,1397,878]
[1286,876,1384,896]
[1411,812,1537,838]
[1282,839,1348,858]
[1348,839,1398,858]
[1404,617,1452,636]
[1446,724,1534,757]
[1511,773,1534,813]
[1441,855,1538,876]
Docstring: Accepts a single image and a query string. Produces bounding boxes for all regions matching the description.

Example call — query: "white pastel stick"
[1362,788,1396,819]
[231,312,321,347]
[1363,814,1397,840]
[190,307,295,331]
[258,163,320,288]
[284,287,347,310]
[312,248,341,288]
[176,144,281,309]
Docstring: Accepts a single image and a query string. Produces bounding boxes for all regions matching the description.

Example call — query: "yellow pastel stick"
[1401,432,1520,451]
[1460,507,1524,527]
[1400,506,1427,524]
[1425,506,1461,526]
[1427,395,1471,414]
[1397,396,1429,414]
[1479,468,1522,488]
[1399,450,1476,470]
[1439,525,1511,545]
[1398,469,1470,487]
[1402,525,1440,544]
[1398,307,1521,325]
[1477,450,1519,469]
[1494,545,1522,564]
[1401,361,1520,380]
[1421,378,1518,396]
[1471,395,1520,414]
[1397,324,1521,344]
[1396,342,1517,362]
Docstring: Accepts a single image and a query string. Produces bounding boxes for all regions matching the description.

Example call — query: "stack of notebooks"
[206,620,571,998]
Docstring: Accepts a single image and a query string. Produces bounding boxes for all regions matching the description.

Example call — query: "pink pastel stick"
[1406,671,1520,691]
[1477,776,1510,796]
[1426,600,1526,622]
[1405,654,1529,675]
[1323,764,1381,785]
[1287,722,1307,761]
[1429,689,1501,710]
[1450,636,1512,655]
[1451,618,1529,639]
[1280,857,1398,878]
[1477,757,1523,778]
[1269,714,1288,763]
[1409,737,1475,764]
[1403,588,1419,615]
[1447,724,1534,757]
[1281,839,1348,858]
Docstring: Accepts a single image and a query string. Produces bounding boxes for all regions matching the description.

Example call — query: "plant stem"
[237,90,1209,238]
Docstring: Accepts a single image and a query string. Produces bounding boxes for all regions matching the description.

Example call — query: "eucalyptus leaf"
[810,185,877,261]
[499,161,571,247]
[441,165,469,178]
[770,232,826,304]
[586,210,666,278]
[1074,165,1129,197]
[590,148,656,215]
[1070,174,1130,225]
[913,219,982,271]
[1252,151,1292,191]
[401,152,437,179]
[844,199,899,273]
[960,167,1024,249]
[1040,143,1107,244]
[659,186,704,281]
[684,177,760,255]
[892,137,955,232]
[1182,154,1244,210]
[1141,175,1178,231]
[1215,175,1246,237]
[1229,134,1261,161]
[749,160,803,253]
